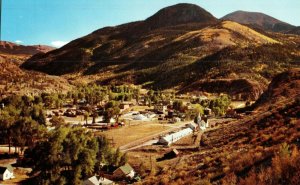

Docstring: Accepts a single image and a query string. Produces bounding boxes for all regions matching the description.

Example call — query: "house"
[161,100,173,106]
[226,109,237,118]
[0,165,14,181]
[199,95,208,101]
[78,98,87,105]
[187,122,198,131]
[204,108,212,116]
[171,117,181,123]
[164,149,179,159]
[83,175,114,185]
[119,103,130,111]
[168,110,174,118]
[199,117,210,130]
[154,104,167,114]
[99,177,114,185]
[133,114,149,121]
[113,163,135,179]
[158,128,193,145]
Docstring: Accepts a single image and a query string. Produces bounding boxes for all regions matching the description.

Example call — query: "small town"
[0,84,245,184]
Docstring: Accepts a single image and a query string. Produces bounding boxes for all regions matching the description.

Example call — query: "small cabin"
[187,122,198,131]
[119,103,131,111]
[164,149,179,159]
[204,108,212,116]
[113,163,135,179]
[154,104,167,114]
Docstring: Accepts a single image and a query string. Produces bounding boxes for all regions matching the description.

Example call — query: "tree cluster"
[25,127,127,185]
[0,95,47,154]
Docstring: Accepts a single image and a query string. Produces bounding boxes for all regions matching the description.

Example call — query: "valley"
[1,2,300,185]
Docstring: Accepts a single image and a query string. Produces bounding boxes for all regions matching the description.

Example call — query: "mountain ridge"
[0,41,55,56]
[222,10,296,33]
[20,3,300,99]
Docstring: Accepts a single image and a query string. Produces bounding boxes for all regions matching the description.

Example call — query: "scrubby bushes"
[222,144,300,185]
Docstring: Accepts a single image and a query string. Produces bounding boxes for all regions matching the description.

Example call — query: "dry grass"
[174,21,280,50]
[222,21,280,44]
[96,122,174,147]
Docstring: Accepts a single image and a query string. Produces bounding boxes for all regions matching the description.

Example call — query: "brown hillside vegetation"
[16,3,299,102]
[20,4,300,100]
[254,68,300,111]
[179,79,265,100]
[139,69,300,185]
[0,56,72,96]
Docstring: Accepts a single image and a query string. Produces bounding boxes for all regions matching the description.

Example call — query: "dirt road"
[120,121,191,151]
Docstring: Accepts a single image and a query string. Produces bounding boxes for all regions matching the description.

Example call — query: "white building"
[187,122,198,131]
[158,128,193,145]
[0,165,14,181]
[199,95,208,100]
[82,175,114,185]
[133,114,149,121]
[200,120,210,130]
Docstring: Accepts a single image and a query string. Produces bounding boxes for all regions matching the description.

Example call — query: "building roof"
[85,176,99,185]
[99,177,114,185]
[0,165,13,174]
[118,163,134,175]
[170,149,179,155]
[133,114,148,120]
[188,122,198,129]
[159,128,193,144]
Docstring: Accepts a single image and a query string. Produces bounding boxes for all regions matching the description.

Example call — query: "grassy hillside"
[0,55,73,96]
[140,69,300,185]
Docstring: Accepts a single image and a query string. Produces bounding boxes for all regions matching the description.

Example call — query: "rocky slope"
[222,10,296,33]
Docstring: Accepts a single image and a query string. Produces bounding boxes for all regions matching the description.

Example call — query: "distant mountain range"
[6,3,300,99]
[222,10,296,33]
[0,41,55,56]
[0,41,70,96]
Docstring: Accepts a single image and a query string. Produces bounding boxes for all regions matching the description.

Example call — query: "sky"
[3,0,300,47]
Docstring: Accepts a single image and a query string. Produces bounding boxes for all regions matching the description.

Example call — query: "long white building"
[158,127,194,145]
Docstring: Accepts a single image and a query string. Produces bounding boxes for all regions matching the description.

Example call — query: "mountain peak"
[145,3,217,29]
[222,11,295,32]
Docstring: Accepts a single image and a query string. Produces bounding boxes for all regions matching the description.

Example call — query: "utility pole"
[149,155,152,173]
[0,0,2,41]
